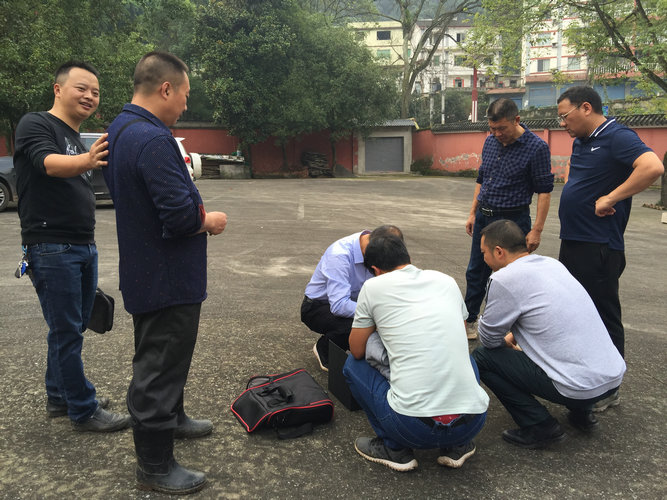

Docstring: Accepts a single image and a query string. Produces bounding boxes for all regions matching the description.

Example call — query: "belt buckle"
[481,207,493,217]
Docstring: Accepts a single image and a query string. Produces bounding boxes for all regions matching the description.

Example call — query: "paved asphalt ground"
[0,177,665,499]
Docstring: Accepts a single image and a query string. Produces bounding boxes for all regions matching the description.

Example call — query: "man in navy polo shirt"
[557,86,663,411]
[463,98,554,340]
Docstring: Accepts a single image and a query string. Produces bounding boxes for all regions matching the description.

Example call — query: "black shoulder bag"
[231,368,334,439]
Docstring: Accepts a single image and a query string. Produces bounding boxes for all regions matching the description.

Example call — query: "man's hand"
[525,229,542,253]
[87,133,109,170]
[504,332,522,351]
[595,195,616,217]
[204,211,227,235]
[465,214,475,236]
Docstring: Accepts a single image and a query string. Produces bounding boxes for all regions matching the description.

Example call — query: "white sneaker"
[592,390,620,413]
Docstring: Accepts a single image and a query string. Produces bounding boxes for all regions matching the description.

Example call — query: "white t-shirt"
[353,265,489,416]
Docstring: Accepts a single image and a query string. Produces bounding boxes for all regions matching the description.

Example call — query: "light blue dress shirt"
[304,231,372,318]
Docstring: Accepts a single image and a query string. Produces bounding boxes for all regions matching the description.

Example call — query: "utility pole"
[471,66,478,122]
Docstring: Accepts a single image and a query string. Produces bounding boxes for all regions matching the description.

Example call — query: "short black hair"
[486,98,518,122]
[481,219,527,253]
[370,224,403,241]
[557,86,603,114]
[364,234,411,273]
[54,61,100,84]
[134,51,189,94]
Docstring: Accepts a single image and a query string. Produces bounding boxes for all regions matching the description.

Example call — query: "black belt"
[479,205,528,217]
[417,414,475,429]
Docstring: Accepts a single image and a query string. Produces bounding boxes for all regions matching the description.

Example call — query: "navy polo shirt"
[559,118,652,251]
[476,123,554,208]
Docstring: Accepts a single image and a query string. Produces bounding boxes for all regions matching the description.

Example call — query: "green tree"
[195,0,397,166]
[0,0,148,149]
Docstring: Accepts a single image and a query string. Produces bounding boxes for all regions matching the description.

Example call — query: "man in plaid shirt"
[463,98,554,340]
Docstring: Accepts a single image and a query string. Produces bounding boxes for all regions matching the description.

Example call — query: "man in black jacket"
[14,61,130,432]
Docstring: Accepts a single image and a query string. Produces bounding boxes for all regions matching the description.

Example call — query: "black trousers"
[300,296,353,351]
[559,240,626,357]
[128,303,201,431]
[472,346,617,428]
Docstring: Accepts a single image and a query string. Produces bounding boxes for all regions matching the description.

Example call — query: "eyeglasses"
[557,104,581,122]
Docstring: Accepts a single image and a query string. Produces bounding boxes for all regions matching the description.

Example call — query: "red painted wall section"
[413,130,485,172]
[0,139,9,156]
[167,128,356,175]
[170,128,238,156]
[413,127,666,180]
[249,131,355,174]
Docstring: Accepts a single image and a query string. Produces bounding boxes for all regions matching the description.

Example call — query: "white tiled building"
[349,16,515,96]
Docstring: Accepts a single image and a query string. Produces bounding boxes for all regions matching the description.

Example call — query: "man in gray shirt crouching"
[471,220,625,449]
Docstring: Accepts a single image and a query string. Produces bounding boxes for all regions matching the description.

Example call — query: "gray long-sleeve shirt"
[479,254,625,399]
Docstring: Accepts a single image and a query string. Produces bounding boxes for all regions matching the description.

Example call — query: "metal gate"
[364,137,404,172]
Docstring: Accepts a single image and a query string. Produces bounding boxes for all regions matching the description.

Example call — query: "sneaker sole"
[437,446,476,468]
[354,441,418,472]
[592,396,620,413]
[313,343,328,372]
[502,431,566,449]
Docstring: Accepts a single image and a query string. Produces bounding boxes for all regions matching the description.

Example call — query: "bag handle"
[258,384,294,407]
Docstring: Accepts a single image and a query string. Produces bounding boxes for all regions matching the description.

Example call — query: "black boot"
[133,428,207,495]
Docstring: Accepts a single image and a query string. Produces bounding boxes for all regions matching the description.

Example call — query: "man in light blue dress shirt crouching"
[301,225,402,371]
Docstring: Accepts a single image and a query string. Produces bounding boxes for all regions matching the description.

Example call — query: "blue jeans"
[27,243,98,422]
[343,355,486,451]
[464,207,531,322]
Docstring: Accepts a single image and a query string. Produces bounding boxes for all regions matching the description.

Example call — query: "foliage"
[0,0,150,144]
[410,155,433,174]
[0,0,216,147]
[295,0,375,24]
[468,0,667,97]
[194,0,397,162]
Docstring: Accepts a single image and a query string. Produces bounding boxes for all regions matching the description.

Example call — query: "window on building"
[456,33,465,43]
[537,58,550,72]
[567,57,581,70]
[377,30,391,41]
[510,79,517,87]
[376,49,391,61]
[534,33,551,46]
[454,55,466,67]
[497,81,504,88]
[454,78,463,88]
[434,55,441,65]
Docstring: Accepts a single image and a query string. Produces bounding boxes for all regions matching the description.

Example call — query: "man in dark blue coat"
[104,51,227,495]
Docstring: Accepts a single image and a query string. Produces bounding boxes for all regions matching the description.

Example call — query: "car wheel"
[0,182,9,212]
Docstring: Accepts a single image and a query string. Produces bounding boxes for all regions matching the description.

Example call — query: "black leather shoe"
[174,416,213,439]
[137,456,207,494]
[567,410,599,432]
[47,396,110,418]
[502,419,566,448]
[72,406,131,432]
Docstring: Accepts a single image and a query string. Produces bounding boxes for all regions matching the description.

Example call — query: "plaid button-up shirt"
[477,124,554,208]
